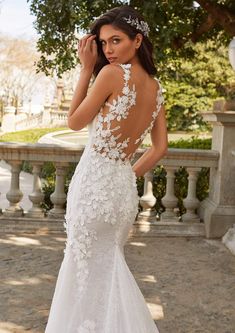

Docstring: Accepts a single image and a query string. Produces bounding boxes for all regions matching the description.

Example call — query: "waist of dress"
[85,148,135,172]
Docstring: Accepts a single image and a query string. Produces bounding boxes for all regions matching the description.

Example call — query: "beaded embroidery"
[122,16,150,37]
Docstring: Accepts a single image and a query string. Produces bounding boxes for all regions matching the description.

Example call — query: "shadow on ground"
[0,231,234,333]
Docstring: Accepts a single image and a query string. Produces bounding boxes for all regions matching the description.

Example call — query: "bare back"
[91,63,164,162]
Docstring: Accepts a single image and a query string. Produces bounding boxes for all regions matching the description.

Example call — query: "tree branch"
[190,14,216,43]
[172,1,235,50]
[197,0,235,36]
[172,13,216,49]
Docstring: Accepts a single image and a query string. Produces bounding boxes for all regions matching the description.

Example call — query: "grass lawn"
[0,127,68,144]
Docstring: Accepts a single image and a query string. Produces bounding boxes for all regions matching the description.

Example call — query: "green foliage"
[28,0,125,76]
[168,136,211,149]
[28,0,235,76]
[164,80,211,131]
[26,1,235,131]
[162,40,235,131]
[41,175,55,211]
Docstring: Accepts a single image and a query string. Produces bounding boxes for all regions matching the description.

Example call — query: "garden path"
[0,231,234,333]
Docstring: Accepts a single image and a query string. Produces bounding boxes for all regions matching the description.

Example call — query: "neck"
[126,55,140,66]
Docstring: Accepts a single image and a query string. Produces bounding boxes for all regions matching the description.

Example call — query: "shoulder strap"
[154,79,164,119]
[134,80,164,146]
[118,63,132,95]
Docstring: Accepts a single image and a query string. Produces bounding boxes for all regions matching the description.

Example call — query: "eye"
[100,40,106,46]
[112,38,120,44]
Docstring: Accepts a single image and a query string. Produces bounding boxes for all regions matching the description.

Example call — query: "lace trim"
[134,79,164,145]
[91,63,136,162]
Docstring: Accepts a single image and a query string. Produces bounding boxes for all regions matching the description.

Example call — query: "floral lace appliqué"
[91,64,136,162]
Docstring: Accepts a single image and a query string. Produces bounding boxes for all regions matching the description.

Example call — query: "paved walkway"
[0,230,234,333]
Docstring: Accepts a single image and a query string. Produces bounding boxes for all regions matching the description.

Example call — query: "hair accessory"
[122,16,150,37]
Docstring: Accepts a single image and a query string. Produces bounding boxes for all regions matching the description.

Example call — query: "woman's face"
[99,24,141,64]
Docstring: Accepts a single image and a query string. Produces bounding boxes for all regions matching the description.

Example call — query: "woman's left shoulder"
[98,63,124,77]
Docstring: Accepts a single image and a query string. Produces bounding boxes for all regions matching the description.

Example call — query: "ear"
[135,33,143,49]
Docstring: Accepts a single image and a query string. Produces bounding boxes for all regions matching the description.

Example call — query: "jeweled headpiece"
[122,16,150,37]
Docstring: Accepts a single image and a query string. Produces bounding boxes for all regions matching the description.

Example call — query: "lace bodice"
[90,63,164,163]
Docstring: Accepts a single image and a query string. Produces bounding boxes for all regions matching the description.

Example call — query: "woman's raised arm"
[68,65,116,131]
[68,34,115,131]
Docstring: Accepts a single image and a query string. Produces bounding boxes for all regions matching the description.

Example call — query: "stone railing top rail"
[0,142,219,168]
[15,112,42,125]
[50,110,68,115]
[202,111,235,124]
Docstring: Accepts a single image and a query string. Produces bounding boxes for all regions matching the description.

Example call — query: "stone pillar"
[182,168,201,222]
[25,162,45,218]
[161,167,178,221]
[1,106,16,133]
[48,163,68,218]
[200,110,235,238]
[138,170,157,222]
[3,161,24,217]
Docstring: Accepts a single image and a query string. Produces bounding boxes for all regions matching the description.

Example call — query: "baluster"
[138,170,157,222]
[3,160,23,217]
[182,167,201,222]
[161,167,178,221]
[25,162,45,218]
[48,163,68,218]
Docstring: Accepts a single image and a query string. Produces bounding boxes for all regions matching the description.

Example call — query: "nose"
[104,42,113,55]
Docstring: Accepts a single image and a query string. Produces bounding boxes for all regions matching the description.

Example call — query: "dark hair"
[90,5,157,76]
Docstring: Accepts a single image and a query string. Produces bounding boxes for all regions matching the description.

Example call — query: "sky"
[0,1,50,107]
[0,0,37,38]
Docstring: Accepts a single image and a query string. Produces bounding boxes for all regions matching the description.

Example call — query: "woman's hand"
[78,34,97,72]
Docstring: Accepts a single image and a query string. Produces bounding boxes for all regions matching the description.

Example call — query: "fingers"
[84,37,96,53]
[78,34,96,52]
[91,39,97,56]
[77,34,98,70]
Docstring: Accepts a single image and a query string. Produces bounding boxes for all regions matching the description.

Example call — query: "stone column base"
[199,198,235,238]
[222,225,235,255]
[137,210,157,223]
[3,207,24,217]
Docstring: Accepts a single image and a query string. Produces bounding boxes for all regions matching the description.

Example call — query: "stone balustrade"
[1,106,68,133]
[1,108,234,238]
[136,148,218,229]
[0,142,219,237]
[50,111,68,124]
[15,113,43,131]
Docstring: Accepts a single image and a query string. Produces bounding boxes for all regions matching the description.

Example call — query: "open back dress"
[45,63,164,333]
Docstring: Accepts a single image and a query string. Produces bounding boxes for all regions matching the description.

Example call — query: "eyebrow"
[99,34,121,41]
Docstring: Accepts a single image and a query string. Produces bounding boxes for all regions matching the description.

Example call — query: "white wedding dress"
[45,63,164,333]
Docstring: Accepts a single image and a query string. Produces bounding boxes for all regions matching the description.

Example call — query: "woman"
[45,5,167,333]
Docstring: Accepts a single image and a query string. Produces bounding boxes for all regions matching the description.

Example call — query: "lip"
[107,57,117,62]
